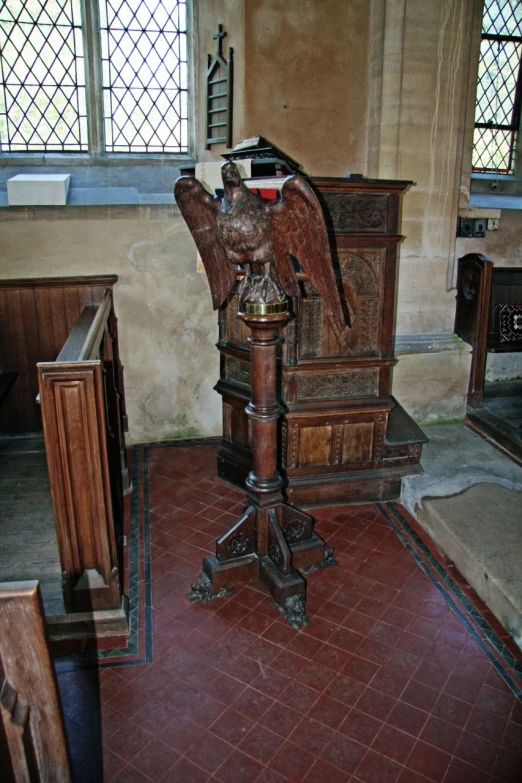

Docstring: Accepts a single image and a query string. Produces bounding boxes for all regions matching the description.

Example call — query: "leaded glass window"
[0,0,87,152]
[0,0,188,155]
[99,0,188,153]
[473,0,522,173]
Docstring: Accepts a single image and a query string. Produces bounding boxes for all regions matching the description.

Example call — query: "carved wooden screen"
[205,25,233,148]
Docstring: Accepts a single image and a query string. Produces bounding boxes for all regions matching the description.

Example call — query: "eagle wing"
[174,176,237,309]
[268,176,351,337]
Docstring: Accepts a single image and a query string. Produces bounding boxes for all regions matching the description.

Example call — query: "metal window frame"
[0,0,195,166]
[473,18,522,174]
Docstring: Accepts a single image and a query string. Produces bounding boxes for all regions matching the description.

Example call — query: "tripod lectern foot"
[301,544,338,574]
[187,571,233,604]
[273,594,309,630]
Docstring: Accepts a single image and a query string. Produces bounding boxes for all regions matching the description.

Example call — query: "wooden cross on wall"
[213,24,226,58]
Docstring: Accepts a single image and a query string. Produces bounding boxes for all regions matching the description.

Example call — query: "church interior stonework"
[1,1,522,781]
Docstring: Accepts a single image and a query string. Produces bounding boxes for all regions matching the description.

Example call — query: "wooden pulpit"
[215,175,427,505]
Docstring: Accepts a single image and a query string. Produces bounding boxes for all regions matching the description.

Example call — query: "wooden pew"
[455,253,522,462]
[0,276,126,437]
[37,288,127,614]
[0,581,71,782]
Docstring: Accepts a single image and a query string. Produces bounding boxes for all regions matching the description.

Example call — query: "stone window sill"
[0,188,176,207]
[468,192,522,210]
[470,173,522,208]
[0,157,193,207]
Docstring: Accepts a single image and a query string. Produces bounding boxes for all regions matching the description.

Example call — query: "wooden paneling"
[297,426,332,467]
[37,363,121,613]
[0,581,71,781]
[0,276,117,435]
[342,421,374,464]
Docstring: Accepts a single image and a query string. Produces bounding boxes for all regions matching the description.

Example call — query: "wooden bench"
[0,581,71,782]
[37,288,128,615]
[0,275,127,436]
[455,253,522,463]
[0,276,129,627]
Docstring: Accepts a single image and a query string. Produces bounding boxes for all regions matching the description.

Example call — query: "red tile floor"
[98,443,522,783]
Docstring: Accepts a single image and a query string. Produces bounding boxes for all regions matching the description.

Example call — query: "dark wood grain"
[216,176,425,504]
[56,307,97,362]
[37,361,122,613]
[455,254,522,464]
[0,276,118,435]
[188,308,333,629]
[0,581,72,781]
[455,253,493,409]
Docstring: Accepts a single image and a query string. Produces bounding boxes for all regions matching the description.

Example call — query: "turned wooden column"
[242,308,289,506]
[188,298,336,628]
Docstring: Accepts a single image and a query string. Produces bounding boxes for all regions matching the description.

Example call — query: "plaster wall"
[457,210,522,268]
[0,208,220,444]
[242,0,370,177]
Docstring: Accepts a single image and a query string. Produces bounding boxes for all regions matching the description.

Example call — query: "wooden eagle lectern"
[175,161,351,627]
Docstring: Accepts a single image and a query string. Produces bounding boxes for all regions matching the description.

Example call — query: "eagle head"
[221,161,247,203]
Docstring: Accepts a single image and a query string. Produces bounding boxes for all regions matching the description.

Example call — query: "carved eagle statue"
[174,161,350,336]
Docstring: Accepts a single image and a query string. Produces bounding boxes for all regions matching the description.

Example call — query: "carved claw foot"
[273,594,309,629]
[186,572,233,603]
[301,545,338,574]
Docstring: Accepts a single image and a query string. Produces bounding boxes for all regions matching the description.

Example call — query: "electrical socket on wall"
[487,218,499,230]
[457,217,474,237]
[473,218,486,237]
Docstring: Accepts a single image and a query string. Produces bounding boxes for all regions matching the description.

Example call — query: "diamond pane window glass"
[472,0,522,173]
[99,0,188,154]
[0,0,87,152]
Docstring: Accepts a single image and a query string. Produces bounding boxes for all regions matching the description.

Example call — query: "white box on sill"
[7,173,71,206]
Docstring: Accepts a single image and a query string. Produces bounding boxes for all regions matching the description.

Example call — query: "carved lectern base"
[187,501,336,628]
[187,298,337,628]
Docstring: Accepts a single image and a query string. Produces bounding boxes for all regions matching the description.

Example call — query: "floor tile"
[185,732,234,774]
[59,444,522,783]
[303,758,350,782]
[405,739,451,783]
[268,740,316,782]
[371,723,416,764]
[339,708,383,745]
[259,702,302,738]
[419,715,461,754]
[321,731,367,775]
[454,730,499,773]
[288,714,333,757]
[209,707,255,745]
[130,738,180,779]
[167,757,210,783]
[215,749,264,783]
[355,749,402,783]
[238,723,284,764]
